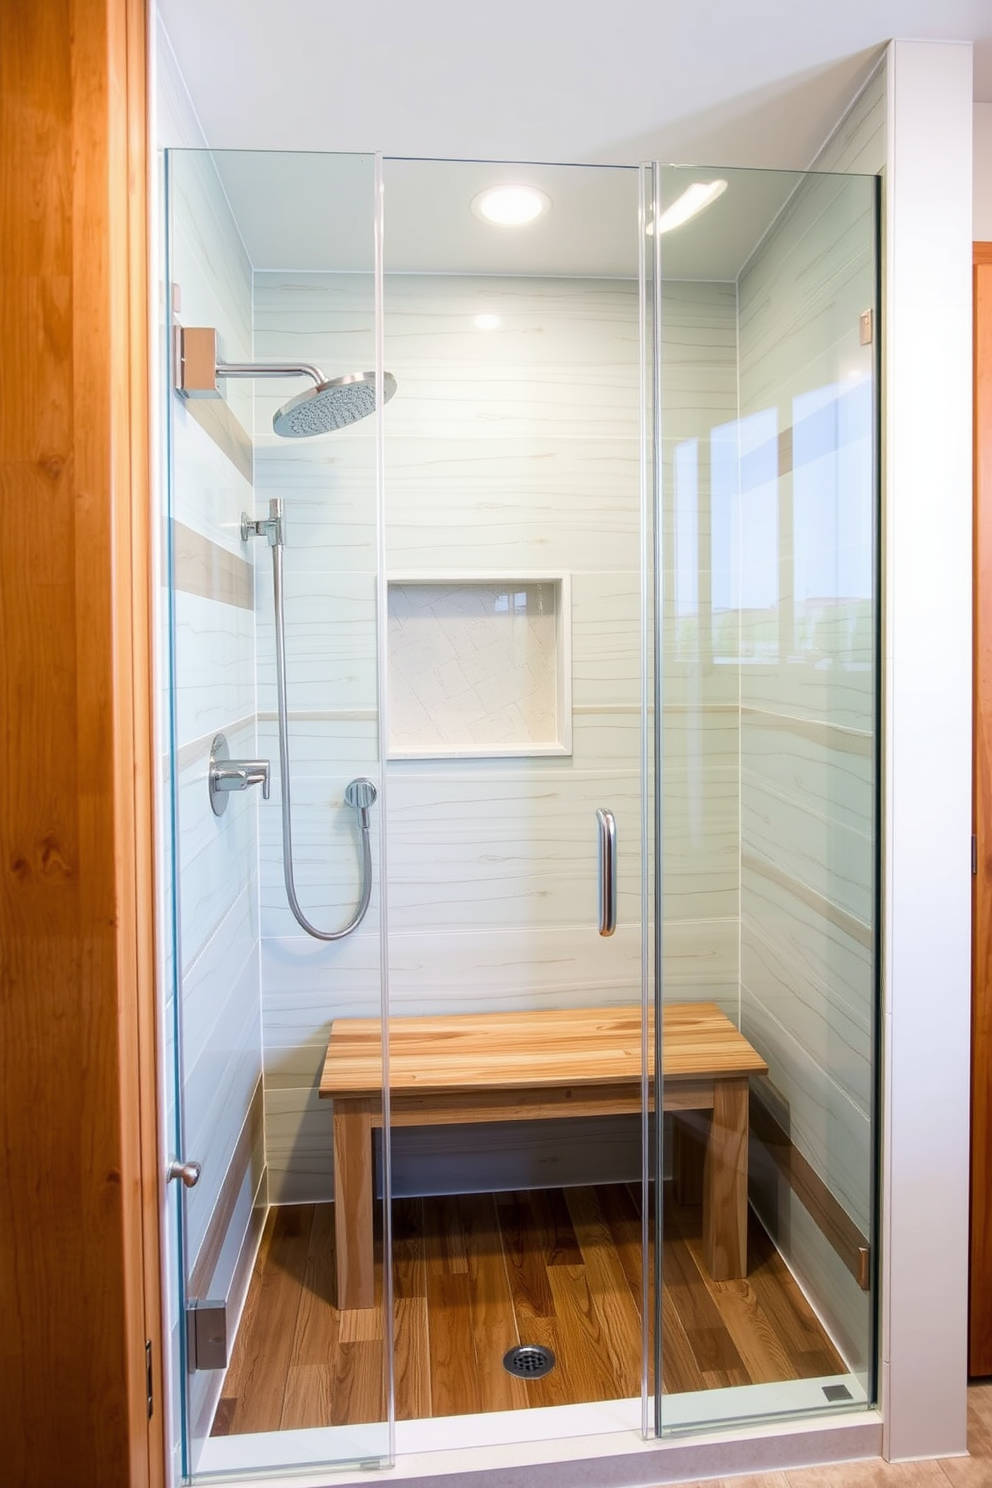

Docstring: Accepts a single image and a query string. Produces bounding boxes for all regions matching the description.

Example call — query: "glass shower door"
[655,163,880,1435]
[162,147,392,1480]
[379,155,657,1443]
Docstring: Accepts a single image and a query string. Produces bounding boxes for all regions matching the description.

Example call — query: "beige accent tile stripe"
[172,520,254,611]
[750,1087,871,1291]
[186,396,253,486]
[189,1075,265,1299]
[741,705,874,757]
[742,849,874,951]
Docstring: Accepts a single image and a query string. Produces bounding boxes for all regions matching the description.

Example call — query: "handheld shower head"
[273,371,397,438]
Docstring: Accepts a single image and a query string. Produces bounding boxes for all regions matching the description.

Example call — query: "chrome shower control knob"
[167,1160,202,1189]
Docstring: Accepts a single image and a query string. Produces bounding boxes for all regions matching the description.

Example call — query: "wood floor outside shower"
[212,1183,844,1434]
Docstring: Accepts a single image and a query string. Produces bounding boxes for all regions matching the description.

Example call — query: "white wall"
[882,38,973,1463]
[976,101,992,240]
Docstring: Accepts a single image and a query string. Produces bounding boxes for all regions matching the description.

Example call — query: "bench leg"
[703,1076,749,1280]
[333,1098,375,1310]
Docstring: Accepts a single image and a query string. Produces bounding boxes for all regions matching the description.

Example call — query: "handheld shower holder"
[241,501,284,548]
[345,777,377,830]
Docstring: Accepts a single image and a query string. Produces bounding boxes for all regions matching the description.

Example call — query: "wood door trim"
[971,243,992,1375]
[0,3,162,1481]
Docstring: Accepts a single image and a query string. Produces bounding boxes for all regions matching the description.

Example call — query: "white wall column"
[882,36,973,1462]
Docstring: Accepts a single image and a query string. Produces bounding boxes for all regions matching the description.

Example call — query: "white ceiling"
[210,153,802,279]
[158,0,992,171]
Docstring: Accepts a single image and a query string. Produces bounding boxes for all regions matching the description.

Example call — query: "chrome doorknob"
[167,1160,202,1189]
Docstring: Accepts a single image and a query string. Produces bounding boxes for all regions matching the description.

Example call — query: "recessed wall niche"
[386,574,572,758]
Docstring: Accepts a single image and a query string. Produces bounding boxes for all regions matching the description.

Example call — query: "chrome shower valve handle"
[208,734,271,817]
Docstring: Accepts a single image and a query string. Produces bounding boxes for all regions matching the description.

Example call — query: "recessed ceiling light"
[473,314,501,330]
[648,179,728,235]
[472,185,551,227]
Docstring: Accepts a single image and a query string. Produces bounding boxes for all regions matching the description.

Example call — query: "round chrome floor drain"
[503,1345,556,1379]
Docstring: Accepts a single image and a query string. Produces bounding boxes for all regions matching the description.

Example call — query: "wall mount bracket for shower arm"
[174,324,326,400]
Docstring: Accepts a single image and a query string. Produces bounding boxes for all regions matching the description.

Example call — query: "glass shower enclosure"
[160,147,879,1481]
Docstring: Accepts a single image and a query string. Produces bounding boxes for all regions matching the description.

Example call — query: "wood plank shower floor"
[212,1185,844,1435]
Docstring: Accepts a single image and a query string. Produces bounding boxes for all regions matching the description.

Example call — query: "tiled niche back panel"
[388,579,567,756]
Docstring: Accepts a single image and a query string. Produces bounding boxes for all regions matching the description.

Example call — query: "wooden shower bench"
[319,1001,768,1309]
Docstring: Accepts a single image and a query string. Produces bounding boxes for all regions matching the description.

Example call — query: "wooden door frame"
[0,2,164,1482]
[971,241,992,1375]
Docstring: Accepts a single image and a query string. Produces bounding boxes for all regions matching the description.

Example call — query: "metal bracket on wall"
[186,1301,229,1372]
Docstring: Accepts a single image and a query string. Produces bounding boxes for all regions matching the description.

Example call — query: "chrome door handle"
[597,808,617,937]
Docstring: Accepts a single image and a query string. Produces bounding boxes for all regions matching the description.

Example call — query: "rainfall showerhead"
[174,327,397,440]
[273,371,397,439]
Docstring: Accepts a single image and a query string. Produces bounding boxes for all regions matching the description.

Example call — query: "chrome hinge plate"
[859,308,874,345]
[186,1300,229,1372]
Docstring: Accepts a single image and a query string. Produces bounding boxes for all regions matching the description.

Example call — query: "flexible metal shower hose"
[271,536,373,940]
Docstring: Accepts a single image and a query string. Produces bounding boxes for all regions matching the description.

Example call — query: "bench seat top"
[319,1001,767,1100]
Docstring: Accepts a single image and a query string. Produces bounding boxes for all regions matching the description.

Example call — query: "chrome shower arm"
[174,324,328,398]
[216,360,326,385]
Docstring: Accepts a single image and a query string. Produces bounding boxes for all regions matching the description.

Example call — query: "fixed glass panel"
[380,156,653,1451]
[163,148,391,1479]
[656,164,879,1435]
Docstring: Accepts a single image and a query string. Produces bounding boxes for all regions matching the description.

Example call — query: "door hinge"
[186,1300,229,1372]
[974,834,979,876]
[145,1339,154,1419]
[859,308,873,345]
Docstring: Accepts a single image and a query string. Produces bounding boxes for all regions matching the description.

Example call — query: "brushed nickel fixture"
[244,498,377,940]
[173,324,396,437]
[208,733,270,817]
[503,1345,556,1379]
[596,806,617,936]
[166,1160,201,1188]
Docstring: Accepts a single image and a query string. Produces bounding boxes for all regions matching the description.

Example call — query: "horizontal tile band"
[742,849,873,951]
[174,714,256,774]
[186,395,253,486]
[172,520,254,611]
[189,1075,265,1300]
[741,705,874,755]
[256,704,736,722]
[749,1086,871,1291]
[256,709,378,724]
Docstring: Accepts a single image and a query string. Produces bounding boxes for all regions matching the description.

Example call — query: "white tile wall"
[252,271,381,1203]
[736,164,878,1363]
[166,148,263,1303]
[254,268,742,1203]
